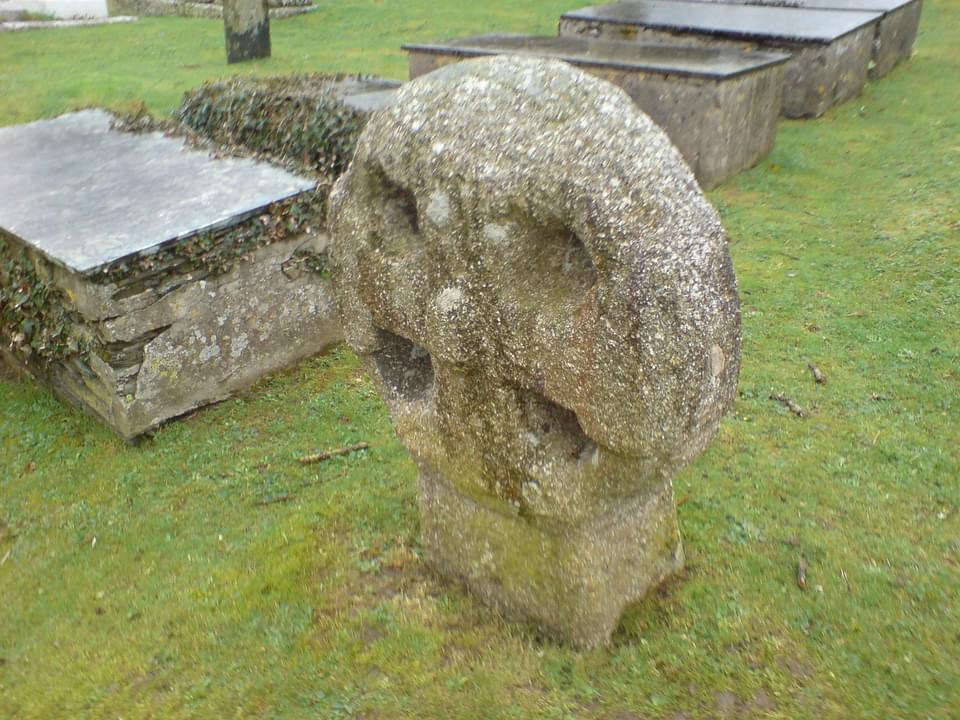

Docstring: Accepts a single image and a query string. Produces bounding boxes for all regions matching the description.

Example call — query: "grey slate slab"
[341,88,400,113]
[0,109,315,274]
[334,78,401,113]
[561,0,881,43]
[402,33,789,80]
[327,77,401,100]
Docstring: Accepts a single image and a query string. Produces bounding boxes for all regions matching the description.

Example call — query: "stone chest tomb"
[403,33,788,189]
[560,0,883,118]
[0,109,341,439]
[329,57,741,647]
[681,0,922,79]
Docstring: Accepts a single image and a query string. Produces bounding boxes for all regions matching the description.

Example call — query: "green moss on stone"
[0,236,93,366]
[176,73,382,181]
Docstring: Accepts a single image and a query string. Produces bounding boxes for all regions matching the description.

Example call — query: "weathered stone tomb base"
[0,109,344,440]
[871,0,922,78]
[682,0,922,80]
[1,233,341,440]
[418,467,685,649]
[539,59,784,190]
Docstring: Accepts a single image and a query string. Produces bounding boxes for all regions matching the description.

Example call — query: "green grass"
[1,2,958,718]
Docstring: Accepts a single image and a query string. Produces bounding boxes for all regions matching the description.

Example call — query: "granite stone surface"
[0,110,314,273]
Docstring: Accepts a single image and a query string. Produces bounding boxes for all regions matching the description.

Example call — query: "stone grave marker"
[681,0,922,78]
[0,109,341,439]
[223,0,270,64]
[329,56,741,647]
[403,33,788,189]
[560,0,883,117]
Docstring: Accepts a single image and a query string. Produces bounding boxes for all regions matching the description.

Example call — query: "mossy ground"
[1,2,958,718]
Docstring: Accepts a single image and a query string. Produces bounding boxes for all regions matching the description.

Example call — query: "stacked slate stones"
[402,0,922,188]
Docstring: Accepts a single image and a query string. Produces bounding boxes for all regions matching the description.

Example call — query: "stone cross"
[223,0,270,64]
[329,56,741,647]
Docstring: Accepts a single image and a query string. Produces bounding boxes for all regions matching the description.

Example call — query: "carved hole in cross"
[373,166,419,236]
[557,227,597,295]
[519,386,595,464]
[494,222,597,315]
[372,329,434,402]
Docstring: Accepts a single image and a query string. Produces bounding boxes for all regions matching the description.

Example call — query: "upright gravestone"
[329,57,741,647]
[223,0,270,64]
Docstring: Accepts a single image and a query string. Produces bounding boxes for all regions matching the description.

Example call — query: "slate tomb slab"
[0,110,313,274]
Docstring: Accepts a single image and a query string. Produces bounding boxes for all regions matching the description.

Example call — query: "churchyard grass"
[1,1,958,717]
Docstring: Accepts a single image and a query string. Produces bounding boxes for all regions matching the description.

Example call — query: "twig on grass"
[770,394,806,418]
[808,363,827,385]
[797,556,807,590]
[255,493,295,506]
[298,442,370,465]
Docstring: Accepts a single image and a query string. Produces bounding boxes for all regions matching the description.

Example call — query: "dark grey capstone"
[679,0,922,78]
[223,0,270,64]
[0,110,312,274]
[329,57,741,647]
[560,0,883,117]
[403,34,788,189]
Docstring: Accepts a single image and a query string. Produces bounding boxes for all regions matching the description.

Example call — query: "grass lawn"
[1,1,958,718]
